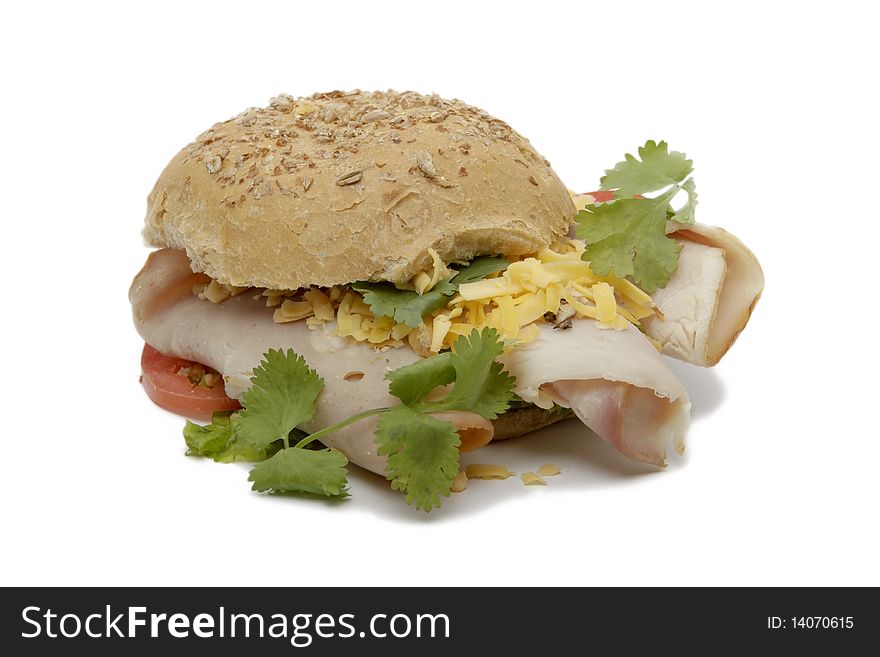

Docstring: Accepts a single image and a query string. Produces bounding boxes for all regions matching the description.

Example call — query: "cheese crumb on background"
[465,464,514,480]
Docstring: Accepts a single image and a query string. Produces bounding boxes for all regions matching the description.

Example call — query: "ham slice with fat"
[643,223,764,366]
[131,249,691,472]
[501,320,690,466]
[130,249,491,474]
[572,192,763,367]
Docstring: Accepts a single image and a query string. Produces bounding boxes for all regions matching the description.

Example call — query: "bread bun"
[491,405,570,441]
[143,90,575,289]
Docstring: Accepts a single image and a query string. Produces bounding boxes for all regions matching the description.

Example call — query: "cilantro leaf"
[238,349,324,450]
[386,352,454,406]
[180,349,348,501]
[416,328,514,419]
[352,279,456,328]
[375,406,460,512]
[581,141,701,291]
[385,327,515,418]
[670,177,698,225]
[352,256,509,328]
[600,140,693,196]
[448,256,509,285]
[180,326,513,511]
[183,412,271,463]
[214,437,278,464]
[376,328,514,511]
[184,412,235,457]
[576,187,682,293]
[248,447,348,497]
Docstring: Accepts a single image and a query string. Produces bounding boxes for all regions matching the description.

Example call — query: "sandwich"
[130,90,763,510]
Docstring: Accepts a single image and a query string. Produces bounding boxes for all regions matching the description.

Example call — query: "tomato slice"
[586,190,616,203]
[584,190,645,202]
[140,344,240,421]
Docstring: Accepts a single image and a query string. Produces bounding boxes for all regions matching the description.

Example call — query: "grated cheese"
[191,237,658,353]
[412,248,452,294]
[592,282,617,323]
[304,287,334,322]
[430,314,453,353]
[521,472,547,486]
[273,300,314,323]
[465,464,514,480]
[199,279,247,304]
[536,463,561,477]
[451,239,658,346]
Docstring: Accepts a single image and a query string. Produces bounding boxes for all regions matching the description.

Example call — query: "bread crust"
[143,90,575,289]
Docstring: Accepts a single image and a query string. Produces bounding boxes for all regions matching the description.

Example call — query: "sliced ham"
[545,381,688,466]
[642,240,727,365]
[644,223,764,366]
[131,248,691,473]
[572,193,763,367]
[130,249,487,474]
[501,320,690,466]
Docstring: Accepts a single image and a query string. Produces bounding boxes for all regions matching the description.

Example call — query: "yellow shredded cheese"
[536,463,561,477]
[350,295,372,316]
[521,472,547,486]
[192,237,658,353]
[391,322,415,341]
[449,239,657,343]
[199,279,247,304]
[562,290,598,319]
[273,299,314,323]
[412,247,451,295]
[465,464,514,480]
[571,192,596,211]
[368,316,395,344]
[457,277,520,301]
[592,282,617,323]
[304,287,334,322]
[431,315,452,353]
[450,471,468,493]
[517,323,541,343]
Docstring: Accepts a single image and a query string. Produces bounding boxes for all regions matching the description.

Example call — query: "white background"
[2,0,878,587]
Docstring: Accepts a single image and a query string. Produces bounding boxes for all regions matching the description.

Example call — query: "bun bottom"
[491,405,571,441]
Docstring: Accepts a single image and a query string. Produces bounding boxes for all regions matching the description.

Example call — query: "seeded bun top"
[143,90,576,289]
